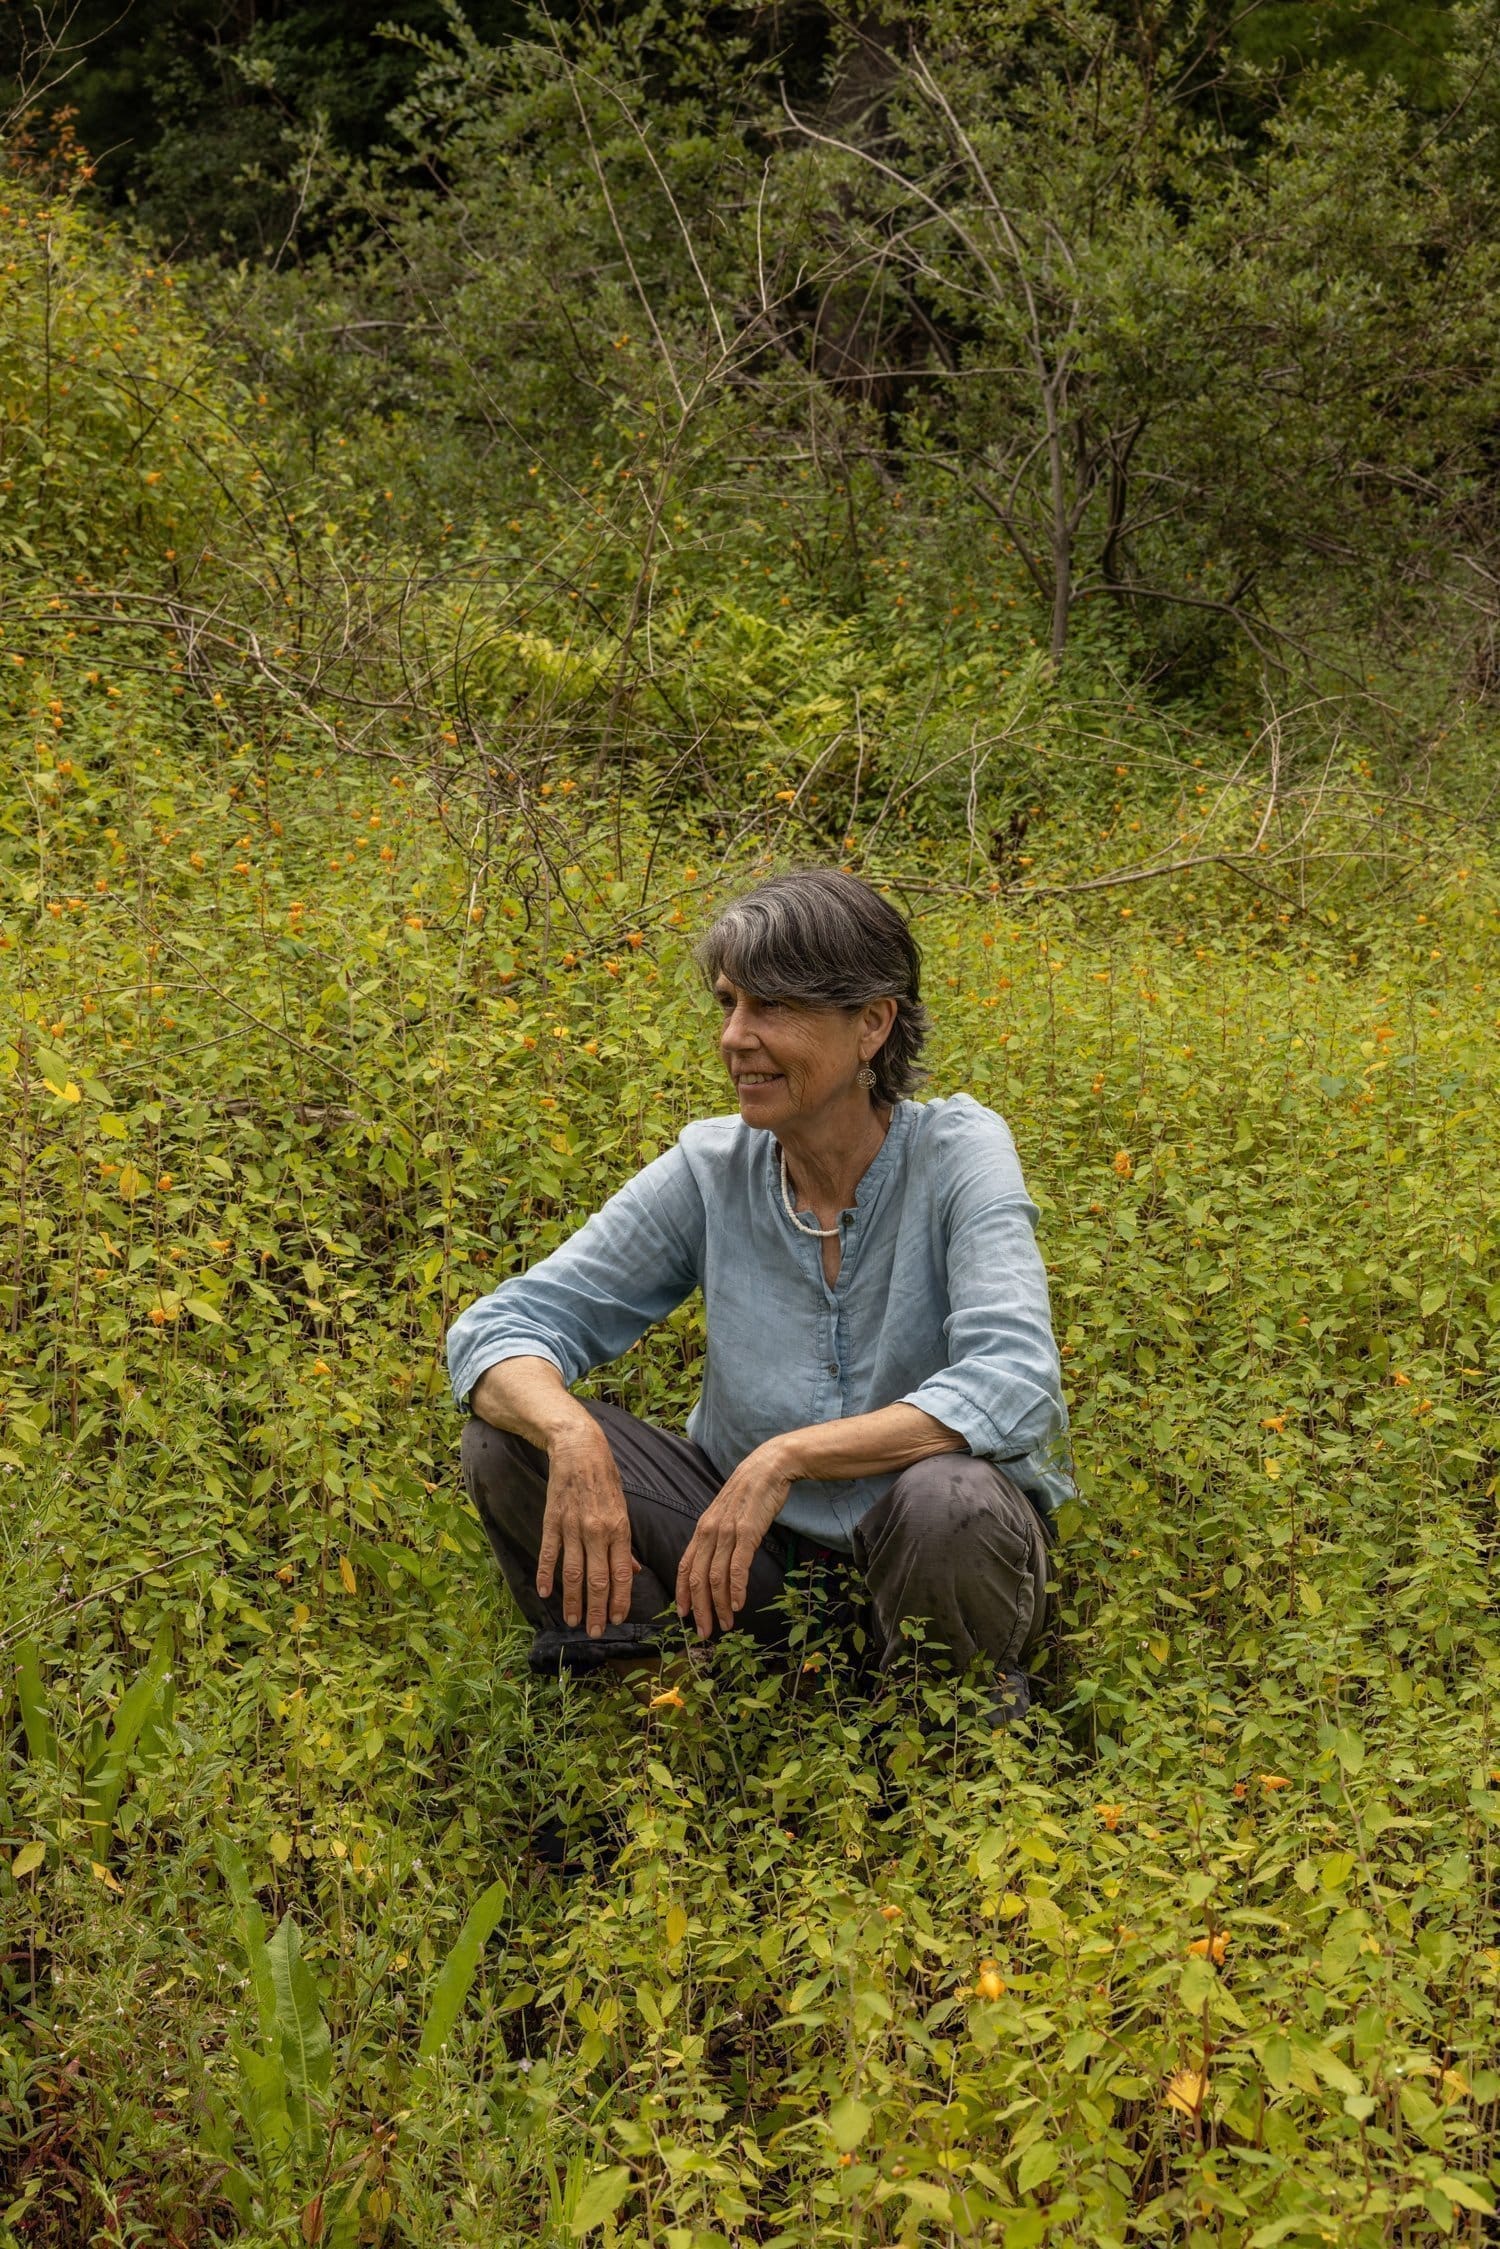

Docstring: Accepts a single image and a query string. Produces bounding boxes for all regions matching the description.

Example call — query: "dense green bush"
[1,122,1498,2249]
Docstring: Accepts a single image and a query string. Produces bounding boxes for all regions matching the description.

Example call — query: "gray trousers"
[460,1402,1051,1679]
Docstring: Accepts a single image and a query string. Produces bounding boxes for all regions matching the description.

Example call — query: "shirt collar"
[765,1098,912,1223]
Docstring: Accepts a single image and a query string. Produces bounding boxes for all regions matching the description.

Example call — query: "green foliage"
[0,111,1498,2249]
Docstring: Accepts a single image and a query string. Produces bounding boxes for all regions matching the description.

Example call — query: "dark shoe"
[528,1814,619,1880]
[986,1668,1032,1729]
[527,1625,662,1675]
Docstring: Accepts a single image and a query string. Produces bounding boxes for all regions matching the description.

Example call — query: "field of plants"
[2,19,1499,2239]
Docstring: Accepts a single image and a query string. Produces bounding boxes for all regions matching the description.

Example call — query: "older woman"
[447,869,1072,1726]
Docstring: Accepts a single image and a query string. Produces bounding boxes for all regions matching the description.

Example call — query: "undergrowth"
[1,158,1499,2249]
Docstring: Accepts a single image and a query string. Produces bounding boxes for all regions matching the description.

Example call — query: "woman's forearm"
[772,1402,966,1484]
[469,1355,606,1455]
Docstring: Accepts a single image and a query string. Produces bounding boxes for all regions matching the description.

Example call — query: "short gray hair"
[694,868,930,1103]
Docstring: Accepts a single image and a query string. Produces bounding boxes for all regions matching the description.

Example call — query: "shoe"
[985,1669,1032,1729]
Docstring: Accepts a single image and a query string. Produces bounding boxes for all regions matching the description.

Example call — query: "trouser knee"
[460,1415,539,1542]
[854,1454,1049,1672]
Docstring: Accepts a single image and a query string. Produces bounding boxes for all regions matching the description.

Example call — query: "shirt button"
[827,1362,839,1377]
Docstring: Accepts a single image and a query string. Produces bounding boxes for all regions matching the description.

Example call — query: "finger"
[560,1525,585,1630]
[584,1522,611,1639]
[537,1515,561,1601]
[608,1523,635,1628]
[675,1530,700,1619]
[711,1536,737,1631]
[729,1532,758,1618]
[691,1531,719,1641]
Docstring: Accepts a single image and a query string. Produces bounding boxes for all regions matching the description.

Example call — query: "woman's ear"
[860,995,899,1058]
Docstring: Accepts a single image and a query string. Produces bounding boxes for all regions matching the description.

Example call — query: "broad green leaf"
[415,1877,509,2062]
[14,1643,57,1768]
[827,2095,871,2151]
[1016,2139,1058,2193]
[267,1913,331,2148]
[82,1624,174,1860]
[1434,2175,1495,2216]
[566,2165,632,2236]
[1261,2032,1293,2091]
[216,1835,278,2050]
[11,1839,46,1879]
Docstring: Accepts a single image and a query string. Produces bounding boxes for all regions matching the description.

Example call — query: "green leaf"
[1016,2139,1058,2192]
[1178,1954,1219,2011]
[81,1624,174,1860]
[1434,2175,1495,2216]
[827,2095,871,2151]
[231,2037,291,2164]
[566,2165,632,2236]
[14,1643,57,1768]
[183,1296,224,1324]
[416,1877,509,2062]
[267,1913,331,2149]
[1333,1726,1366,1776]
[215,1836,278,2050]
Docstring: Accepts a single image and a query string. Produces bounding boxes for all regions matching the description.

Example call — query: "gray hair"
[694,867,930,1104]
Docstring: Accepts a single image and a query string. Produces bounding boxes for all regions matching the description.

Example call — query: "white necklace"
[778,1144,840,1238]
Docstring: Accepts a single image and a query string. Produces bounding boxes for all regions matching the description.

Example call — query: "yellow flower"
[649,1686,685,1711]
[1165,2067,1207,2117]
[1258,1773,1291,1792]
[976,1961,1006,2001]
[1187,1931,1229,1964]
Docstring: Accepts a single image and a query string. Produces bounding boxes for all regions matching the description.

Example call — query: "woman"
[448,868,1072,1725]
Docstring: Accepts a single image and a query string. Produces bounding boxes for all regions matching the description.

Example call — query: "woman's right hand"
[536,1426,640,1636]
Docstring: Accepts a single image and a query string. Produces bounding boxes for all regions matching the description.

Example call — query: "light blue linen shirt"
[446,1092,1073,1552]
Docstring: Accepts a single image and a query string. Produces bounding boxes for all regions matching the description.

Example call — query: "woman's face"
[713,975,895,1130]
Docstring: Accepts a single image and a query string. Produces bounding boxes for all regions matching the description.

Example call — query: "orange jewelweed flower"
[313,1360,331,1376]
[1258,1773,1291,1792]
[1261,1414,1286,1431]
[977,1962,1006,2000]
[156,1174,173,1191]
[148,1307,167,1325]
[626,931,644,949]
[1165,2068,1208,2117]
[1187,1931,1229,1964]
[879,1902,902,1921]
[649,1685,685,1711]
[1096,1802,1123,1831]
[1113,1150,1133,1178]
[1392,1371,1411,1386]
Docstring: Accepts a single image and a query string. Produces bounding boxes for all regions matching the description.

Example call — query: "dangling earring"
[856,1064,877,1090]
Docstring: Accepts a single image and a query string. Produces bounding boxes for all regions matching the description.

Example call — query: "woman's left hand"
[675,1441,796,1640]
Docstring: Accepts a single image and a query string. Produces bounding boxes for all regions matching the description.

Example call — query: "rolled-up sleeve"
[898,1117,1067,1470]
[445,1145,706,1410]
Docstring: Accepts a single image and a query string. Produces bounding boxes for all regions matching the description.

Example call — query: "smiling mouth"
[735,1072,783,1087]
